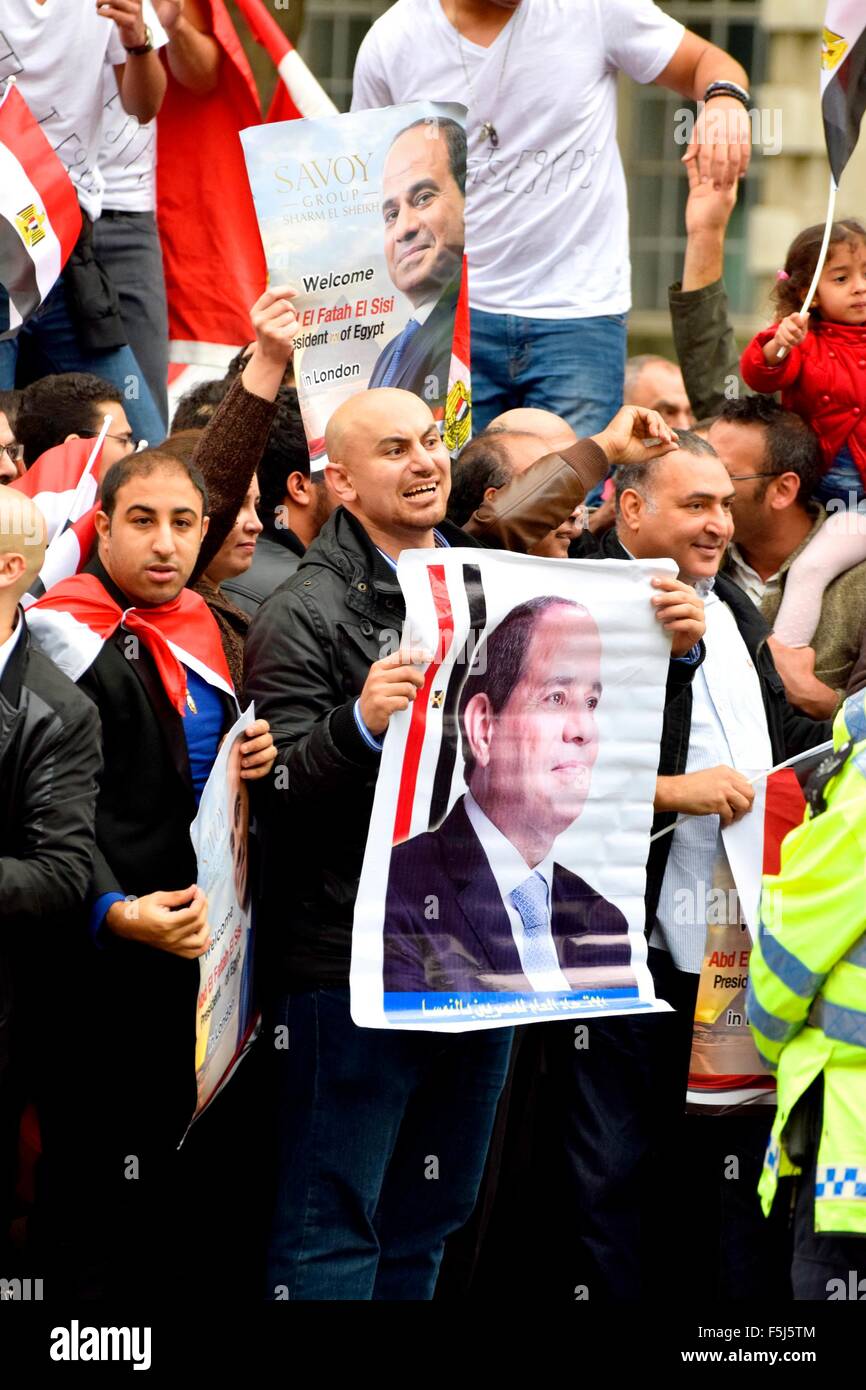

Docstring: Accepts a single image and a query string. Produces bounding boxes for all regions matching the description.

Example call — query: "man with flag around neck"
[23,289,300,1298]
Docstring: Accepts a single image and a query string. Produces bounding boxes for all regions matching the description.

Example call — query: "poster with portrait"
[189,704,258,1118]
[240,101,469,466]
[351,549,677,1033]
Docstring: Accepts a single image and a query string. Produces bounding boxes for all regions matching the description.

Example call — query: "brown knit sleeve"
[191,374,278,582]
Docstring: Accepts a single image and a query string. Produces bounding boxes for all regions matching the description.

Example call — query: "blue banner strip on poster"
[383,988,646,1023]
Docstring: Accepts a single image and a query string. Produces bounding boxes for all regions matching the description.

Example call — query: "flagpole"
[777,171,838,360]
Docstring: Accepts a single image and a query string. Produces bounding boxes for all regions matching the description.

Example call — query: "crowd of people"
[2,0,866,1305]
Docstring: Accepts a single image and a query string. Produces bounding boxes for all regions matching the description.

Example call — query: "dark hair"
[257,386,313,525]
[447,432,516,525]
[160,428,205,464]
[457,596,585,780]
[100,449,208,520]
[614,429,717,511]
[0,388,23,434]
[170,376,231,432]
[772,218,866,319]
[392,116,467,196]
[715,395,823,503]
[16,373,122,466]
[224,345,254,379]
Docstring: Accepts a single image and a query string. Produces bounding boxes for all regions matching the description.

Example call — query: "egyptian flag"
[26,572,235,712]
[392,561,487,845]
[11,437,103,600]
[821,2,866,184]
[444,259,472,457]
[0,82,81,339]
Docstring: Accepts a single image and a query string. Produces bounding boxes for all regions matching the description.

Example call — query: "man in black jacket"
[0,490,101,1271]
[244,386,703,1300]
[549,433,832,1301]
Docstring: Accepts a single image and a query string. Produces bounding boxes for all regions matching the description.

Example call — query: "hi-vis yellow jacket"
[749,689,866,1235]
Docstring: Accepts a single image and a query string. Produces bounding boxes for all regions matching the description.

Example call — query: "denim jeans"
[266,987,513,1300]
[813,444,866,509]
[469,309,627,438]
[0,277,167,445]
[93,211,170,426]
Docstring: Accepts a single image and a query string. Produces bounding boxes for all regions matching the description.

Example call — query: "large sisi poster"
[351,550,676,1032]
[241,101,468,462]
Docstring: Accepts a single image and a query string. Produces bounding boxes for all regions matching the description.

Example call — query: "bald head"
[0,489,47,611]
[324,389,451,552]
[486,407,577,450]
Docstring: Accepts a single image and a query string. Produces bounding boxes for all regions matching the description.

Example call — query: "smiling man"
[367,118,466,413]
[244,384,696,1300]
[551,431,832,1301]
[384,597,634,994]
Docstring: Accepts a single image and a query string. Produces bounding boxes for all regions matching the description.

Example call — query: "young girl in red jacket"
[740,218,866,690]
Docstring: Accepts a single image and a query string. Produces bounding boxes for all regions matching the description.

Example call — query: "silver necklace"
[452,5,520,148]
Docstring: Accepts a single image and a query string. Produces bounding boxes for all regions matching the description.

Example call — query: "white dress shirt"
[725,542,781,611]
[0,614,24,686]
[464,791,572,992]
[651,586,772,973]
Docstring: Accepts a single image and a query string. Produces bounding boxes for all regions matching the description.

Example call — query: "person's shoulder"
[19,643,100,733]
[552,862,628,921]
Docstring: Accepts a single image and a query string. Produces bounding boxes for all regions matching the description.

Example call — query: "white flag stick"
[777,171,838,359]
[648,739,833,844]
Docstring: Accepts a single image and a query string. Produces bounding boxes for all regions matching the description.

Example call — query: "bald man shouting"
[244,386,703,1301]
[0,489,102,1277]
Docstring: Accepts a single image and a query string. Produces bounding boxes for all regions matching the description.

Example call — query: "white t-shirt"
[352,0,683,318]
[99,63,157,211]
[0,0,127,219]
[98,2,168,212]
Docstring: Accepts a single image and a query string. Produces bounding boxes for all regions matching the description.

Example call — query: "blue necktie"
[381,318,421,387]
[510,872,561,977]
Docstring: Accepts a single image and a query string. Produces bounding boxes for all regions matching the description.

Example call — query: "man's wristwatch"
[124,25,154,55]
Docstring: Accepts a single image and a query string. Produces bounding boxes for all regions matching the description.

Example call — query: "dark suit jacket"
[383,798,634,994]
[73,557,237,1143]
[367,279,460,411]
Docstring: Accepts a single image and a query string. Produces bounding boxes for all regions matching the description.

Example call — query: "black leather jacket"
[0,614,102,1076]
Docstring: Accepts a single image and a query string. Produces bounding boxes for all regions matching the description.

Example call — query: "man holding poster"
[244,384,701,1300]
[367,117,465,410]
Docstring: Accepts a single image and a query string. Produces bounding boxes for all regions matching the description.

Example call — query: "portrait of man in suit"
[384,595,637,994]
[367,116,465,412]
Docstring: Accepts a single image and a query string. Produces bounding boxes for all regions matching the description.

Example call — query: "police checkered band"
[815,1165,866,1200]
[842,689,866,743]
[765,1139,780,1171]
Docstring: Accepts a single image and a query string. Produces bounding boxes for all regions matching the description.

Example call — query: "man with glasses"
[14,373,137,473]
[710,395,866,719]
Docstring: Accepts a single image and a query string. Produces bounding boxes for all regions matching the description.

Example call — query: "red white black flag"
[821,1,866,183]
[0,82,81,338]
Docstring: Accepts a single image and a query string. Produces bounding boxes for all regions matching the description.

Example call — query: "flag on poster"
[351,549,676,1032]
[0,82,81,339]
[189,704,259,1121]
[157,0,334,393]
[241,102,468,465]
[686,753,822,1114]
[821,1,866,184]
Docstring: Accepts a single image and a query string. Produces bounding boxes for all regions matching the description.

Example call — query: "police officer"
[749,689,866,1300]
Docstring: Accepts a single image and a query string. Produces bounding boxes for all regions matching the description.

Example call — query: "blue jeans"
[469,309,627,438]
[266,987,513,1300]
[0,277,167,445]
[813,443,866,509]
[93,211,170,426]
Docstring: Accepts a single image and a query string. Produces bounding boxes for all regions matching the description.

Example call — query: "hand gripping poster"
[240,101,470,464]
[189,705,259,1119]
[351,550,677,1032]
